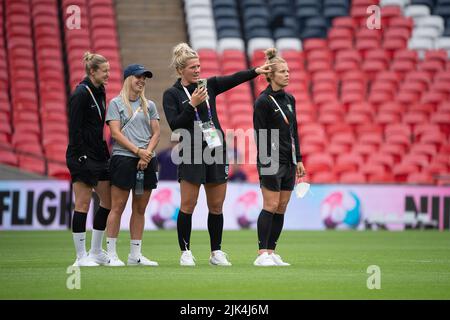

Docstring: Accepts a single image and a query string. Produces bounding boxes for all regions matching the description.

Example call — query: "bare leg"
[93,180,111,210]
[73,182,93,213]
[106,186,129,238]
[130,190,152,240]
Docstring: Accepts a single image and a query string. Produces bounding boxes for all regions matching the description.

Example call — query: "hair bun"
[264,48,278,60]
[83,51,93,62]
[173,43,192,57]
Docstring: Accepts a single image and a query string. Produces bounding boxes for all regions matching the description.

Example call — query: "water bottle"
[135,170,144,195]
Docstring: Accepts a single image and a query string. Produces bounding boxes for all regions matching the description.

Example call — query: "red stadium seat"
[339,172,367,183]
[303,39,328,53]
[385,123,412,138]
[18,154,46,175]
[383,35,408,51]
[393,163,420,182]
[402,111,428,127]
[358,132,383,146]
[327,143,352,157]
[420,133,447,149]
[47,163,71,180]
[328,28,353,41]
[300,143,325,157]
[305,154,334,173]
[328,38,353,52]
[430,112,450,135]
[389,16,413,30]
[425,50,448,63]
[402,153,429,169]
[367,171,395,183]
[346,111,373,126]
[423,162,448,178]
[379,145,404,164]
[376,112,402,126]
[298,123,326,138]
[332,16,357,30]
[413,123,441,140]
[311,171,338,183]
[0,150,18,166]
[380,5,402,24]
[410,143,438,160]
[360,163,386,177]
[326,123,354,136]
[393,49,418,63]
[407,172,434,184]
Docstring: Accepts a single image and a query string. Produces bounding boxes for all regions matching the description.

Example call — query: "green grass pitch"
[0,230,449,299]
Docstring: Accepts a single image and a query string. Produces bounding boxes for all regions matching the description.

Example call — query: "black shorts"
[258,162,296,192]
[110,155,158,190]
[178,162,229,185]
[66,156,110,187]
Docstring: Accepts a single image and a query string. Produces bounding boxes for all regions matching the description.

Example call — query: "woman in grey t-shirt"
[104,64,160,266]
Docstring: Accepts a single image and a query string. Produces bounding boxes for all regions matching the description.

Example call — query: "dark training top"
[66,77,110,161]
[162,68,258,161]
[253,85,302,165]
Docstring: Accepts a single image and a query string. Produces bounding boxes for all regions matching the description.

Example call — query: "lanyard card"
[200,121,222,149]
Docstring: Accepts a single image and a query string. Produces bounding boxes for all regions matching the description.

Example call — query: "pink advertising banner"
[0,181,449,231]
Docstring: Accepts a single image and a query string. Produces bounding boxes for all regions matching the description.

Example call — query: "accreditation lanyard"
[269,95,297,165]
[182,85,222,149]
[182,85,213,123]
[84,85,104,121]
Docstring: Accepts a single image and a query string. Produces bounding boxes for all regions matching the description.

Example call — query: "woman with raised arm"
[163,43,273,266]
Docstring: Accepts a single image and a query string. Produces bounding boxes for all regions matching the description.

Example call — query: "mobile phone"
[197,78,207,90]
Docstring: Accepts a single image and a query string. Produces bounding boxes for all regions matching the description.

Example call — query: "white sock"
[90,229,104,254]
[130,240,142,258]
[106,238,117,256]
[73,232,87,259]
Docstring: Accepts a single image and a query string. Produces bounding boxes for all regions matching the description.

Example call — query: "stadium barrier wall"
[0,181,449,231]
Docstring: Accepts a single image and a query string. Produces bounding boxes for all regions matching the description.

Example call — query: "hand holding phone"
[190,79,208,107]
[197,78,207,90]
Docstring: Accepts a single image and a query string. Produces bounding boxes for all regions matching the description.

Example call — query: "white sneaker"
[270,253,290,266]
[88,249,110,265]
[127,254,159,266]
[209,250,232,266]
[180,250,196,266]
[72,254,99,267]
[107,254,125,267]
[253,252,277,267]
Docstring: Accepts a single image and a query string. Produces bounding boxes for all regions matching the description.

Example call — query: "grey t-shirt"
[106,96,160,158]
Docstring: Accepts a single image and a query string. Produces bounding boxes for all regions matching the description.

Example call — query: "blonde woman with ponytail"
[105,64,161,266]
[253,48,306,267]
[162,43,273,267]
[66,52,111,267]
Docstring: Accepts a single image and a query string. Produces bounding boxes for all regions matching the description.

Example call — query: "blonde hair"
[119,76,149,118]
[83,51,108,76]
[171,43,199,74]
[264,48,286,83]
